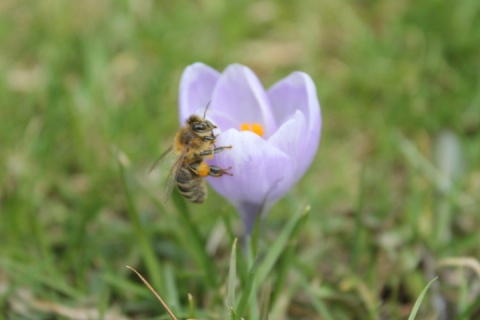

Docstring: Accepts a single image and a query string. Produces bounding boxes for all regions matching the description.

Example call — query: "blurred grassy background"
[1,0,479,319]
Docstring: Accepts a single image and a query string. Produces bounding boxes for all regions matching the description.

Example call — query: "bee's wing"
[148,145,173,174]
[163,147,188,201]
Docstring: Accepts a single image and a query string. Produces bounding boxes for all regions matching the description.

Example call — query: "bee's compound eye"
[197,162,210,177]
[192,122,207,132]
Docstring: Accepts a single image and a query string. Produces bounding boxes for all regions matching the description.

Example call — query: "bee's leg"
[188,161,211,177]
[209,165,233,177]
[203,134,219,149]
[199,145,232,157]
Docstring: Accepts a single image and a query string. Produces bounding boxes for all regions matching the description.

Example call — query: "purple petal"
[207,129,296,206]
[210,64,277,136]
[268,71,321,133]
[268,110,308,179]
[268,72,321,176]
[203,109,239,136]
[179,62,220,124]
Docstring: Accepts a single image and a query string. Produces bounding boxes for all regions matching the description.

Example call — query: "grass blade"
[117,151,164,292]
[127,266,177,320]
[408,277,438,320]
[227,238,238,310]
[171,190,217,287]
[236,256,258,317]
[163,262,180,313]
[256,205,310,285]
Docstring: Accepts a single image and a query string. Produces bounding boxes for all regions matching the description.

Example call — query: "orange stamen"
[240,123,250,131]
[240,122,264,137]
[251,123,264,137]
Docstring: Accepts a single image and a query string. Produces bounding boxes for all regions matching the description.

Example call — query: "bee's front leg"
[203,135,215,142]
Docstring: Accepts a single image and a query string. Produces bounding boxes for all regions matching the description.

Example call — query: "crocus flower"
[179,63,321,233]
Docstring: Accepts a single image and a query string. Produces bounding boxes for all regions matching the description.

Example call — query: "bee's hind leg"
[208,165,233,177]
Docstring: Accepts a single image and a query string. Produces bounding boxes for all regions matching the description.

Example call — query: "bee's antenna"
[203,100,211,119]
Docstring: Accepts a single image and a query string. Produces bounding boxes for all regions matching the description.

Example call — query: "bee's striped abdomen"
[176,165,207,203]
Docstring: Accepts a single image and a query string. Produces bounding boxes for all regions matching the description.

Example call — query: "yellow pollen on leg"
[197,162,210,177]
[240,122,264,137]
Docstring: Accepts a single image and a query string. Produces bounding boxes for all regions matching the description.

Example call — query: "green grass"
[1,0,480,319]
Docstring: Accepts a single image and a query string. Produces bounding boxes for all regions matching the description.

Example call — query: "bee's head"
[187,115,217,136]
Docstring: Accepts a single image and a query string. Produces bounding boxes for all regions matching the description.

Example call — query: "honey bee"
[173,155,231,203]
[155,106,232,203]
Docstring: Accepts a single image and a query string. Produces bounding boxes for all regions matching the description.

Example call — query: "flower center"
[240,122,264,137]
